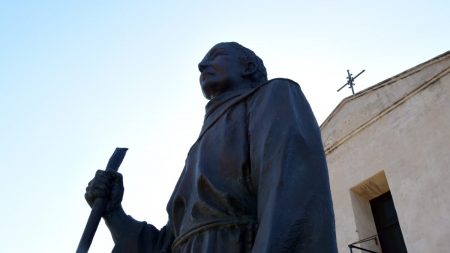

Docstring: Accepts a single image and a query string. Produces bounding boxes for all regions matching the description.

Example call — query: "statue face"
[198,43,246,99]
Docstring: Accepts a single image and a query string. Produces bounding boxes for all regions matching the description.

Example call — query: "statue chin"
[200,82,227,100]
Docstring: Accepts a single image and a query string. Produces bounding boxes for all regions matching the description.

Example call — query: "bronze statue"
[85,42,338,252]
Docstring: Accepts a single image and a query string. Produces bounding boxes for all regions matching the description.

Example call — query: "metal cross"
[337,69,365,95]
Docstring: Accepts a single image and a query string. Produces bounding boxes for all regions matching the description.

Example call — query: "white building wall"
[322,53,450,253]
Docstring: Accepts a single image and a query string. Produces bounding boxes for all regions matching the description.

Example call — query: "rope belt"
[172,217,258,250]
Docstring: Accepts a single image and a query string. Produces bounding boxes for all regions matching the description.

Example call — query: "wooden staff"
[76,147,128,253]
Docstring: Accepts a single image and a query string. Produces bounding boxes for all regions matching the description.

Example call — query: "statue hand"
[85,170,124,215]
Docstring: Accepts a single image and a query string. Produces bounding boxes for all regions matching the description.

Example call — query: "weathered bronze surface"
[84,42,337,252]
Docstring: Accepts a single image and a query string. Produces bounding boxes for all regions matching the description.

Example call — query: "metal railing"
[348,235,378,253]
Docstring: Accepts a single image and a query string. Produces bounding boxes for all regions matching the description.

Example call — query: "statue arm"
[105,206,174,253]
[248,79,337,253]
[85,170,173,252]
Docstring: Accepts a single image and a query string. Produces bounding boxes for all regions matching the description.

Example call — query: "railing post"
[348,245,377,253]
[348,235,379,253]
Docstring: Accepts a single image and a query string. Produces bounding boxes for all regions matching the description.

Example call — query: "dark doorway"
[370,191,408,253]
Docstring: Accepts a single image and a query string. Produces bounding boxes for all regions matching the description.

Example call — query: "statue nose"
[198,59,208,72]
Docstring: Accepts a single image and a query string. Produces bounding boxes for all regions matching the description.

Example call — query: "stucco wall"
[322,53,450,154]
[322,55,450,253]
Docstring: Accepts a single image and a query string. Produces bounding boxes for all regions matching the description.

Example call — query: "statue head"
[198,42,267,100]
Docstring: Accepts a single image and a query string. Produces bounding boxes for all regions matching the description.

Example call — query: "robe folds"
[112,78,338,253]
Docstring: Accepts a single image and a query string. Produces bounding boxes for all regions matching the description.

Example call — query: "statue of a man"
[85,42,337,252]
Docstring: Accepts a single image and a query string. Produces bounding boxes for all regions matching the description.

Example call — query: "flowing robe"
[111,78,337,253]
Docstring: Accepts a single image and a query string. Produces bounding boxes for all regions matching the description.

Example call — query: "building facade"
[321,51,450,253]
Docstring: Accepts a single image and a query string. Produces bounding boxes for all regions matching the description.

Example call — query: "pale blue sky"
[0,1,448,252]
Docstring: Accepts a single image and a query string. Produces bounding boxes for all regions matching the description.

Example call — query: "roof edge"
[320,50,450,129]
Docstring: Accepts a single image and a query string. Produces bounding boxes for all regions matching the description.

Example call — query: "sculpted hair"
[225,42,268,85]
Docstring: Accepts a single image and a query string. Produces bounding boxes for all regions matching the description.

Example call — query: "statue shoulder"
[253,78,302,99]
[266,78,300,86]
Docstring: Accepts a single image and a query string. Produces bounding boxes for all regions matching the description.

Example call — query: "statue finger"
[84,191,95,207]
[95,169,106,177]
[95,170,114,181]
[92,188,109,198]
[92,183,112,194]
[111,172,123,185]
[87,178,95,188]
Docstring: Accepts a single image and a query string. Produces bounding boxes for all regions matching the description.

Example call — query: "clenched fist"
[85,170,124,216]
